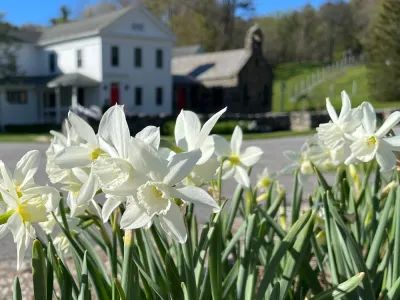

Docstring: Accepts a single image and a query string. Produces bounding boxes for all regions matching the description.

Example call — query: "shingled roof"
[37,6,134,45]
[172,48,251,85]
[172,44,204,57]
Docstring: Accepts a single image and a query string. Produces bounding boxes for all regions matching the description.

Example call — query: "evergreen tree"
[0,14,19,78]
[367,0,400,102]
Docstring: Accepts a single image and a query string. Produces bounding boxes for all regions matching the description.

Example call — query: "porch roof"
[47,73,99,88]
[0,75,57,86]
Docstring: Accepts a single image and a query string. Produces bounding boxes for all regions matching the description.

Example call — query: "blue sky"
[1,0,324,26]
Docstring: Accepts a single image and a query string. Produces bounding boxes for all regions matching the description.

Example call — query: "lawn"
[272,62,327,112]
[277,64,400,111]
[0,133,51,143]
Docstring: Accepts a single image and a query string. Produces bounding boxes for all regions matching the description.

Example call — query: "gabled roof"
[47,73,99,88]
[172,48,251,83]
[173,44,204,57]
[8,29,42,43]
[37,6,135,45]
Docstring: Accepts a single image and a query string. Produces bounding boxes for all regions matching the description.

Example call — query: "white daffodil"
[0,151,60,269]
[316,91,362,148]
[283,142,315,185]
[173,108,227,185]
[46,119,85,185]
[54,110,115,169]
[119,138,220,243]
[256,167,276,192]
[345,102,400,171]
[213,125,263,188]
[309,139,344,172]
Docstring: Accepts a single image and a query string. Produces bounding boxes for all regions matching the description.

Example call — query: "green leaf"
[159,139,184,153]
[255,209,312,300]
[114,279,126,300]
[366,186,396,272]
[222,260,239,299]
[269,283,280,300]
[78,251,90,300]
[165,252,183,300]
[310,272,365,300]
[278,210,316,299]
[181,282,190,300]
[122,229,135,300]
[32,239,47,300]
[0,210,14,225]
[392,187,400,285]
[221,220,246,263]
[383,276,400,300]
[13,277,22,300]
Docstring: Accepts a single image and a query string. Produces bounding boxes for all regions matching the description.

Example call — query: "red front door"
[111,82,119,105]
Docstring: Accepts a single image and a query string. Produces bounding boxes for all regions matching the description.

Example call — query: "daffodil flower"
[119,138,220,243]
[0,151,60,270]
[173,107,227,185]
[345,102,400,171]
[282,142,315,185]
[316,91,362,148]
[213,126,263,188]
[256,167,276,192]
[308,139,344,172]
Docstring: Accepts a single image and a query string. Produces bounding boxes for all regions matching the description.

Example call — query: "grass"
[162,129,316,142]
[0,133,51,143]
[272,62,327,112]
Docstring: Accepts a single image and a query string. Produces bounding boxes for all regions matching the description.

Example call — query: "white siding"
[41,37,102,80]
[14,43,42,76]
[0,89,39,125]
[101,36,172,114]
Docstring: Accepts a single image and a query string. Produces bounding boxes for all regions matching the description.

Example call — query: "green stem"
[122,230,135,299]
[182,240,198,299]
[111,211,119,300]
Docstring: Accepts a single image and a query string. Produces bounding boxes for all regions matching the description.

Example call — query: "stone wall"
[82,107,400,136]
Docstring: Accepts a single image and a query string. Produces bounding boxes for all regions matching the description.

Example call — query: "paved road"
[0,135,325,260]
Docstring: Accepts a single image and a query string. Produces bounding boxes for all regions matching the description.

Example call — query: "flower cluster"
[282,91,400,184]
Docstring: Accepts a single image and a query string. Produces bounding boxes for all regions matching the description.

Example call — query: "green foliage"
[367,0,400,102]
[13,160,400,299]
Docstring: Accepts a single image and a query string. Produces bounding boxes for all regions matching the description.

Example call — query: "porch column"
[71,86,78,112]
[55,87,61,124]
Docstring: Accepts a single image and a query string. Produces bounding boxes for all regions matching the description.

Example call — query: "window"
[7,91,27,105]
[156,49,163,68]
[134,47,142,67]
[77,49,82,68]
[135,87,142,106]
[111,46,119,67]
[49,53,56,73]
[156,87,163,106]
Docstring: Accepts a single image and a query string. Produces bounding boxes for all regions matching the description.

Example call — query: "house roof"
[172,48,251,83]
[47,73,100,88]
[8,29,42,43]
[173,44,204,57]
[37,6,135,45]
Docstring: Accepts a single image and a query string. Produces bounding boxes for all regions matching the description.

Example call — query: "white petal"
[130,138,167,181]
[283,150,299,162]
[326,98,338,123]
[98,136,119,158]
[7,212,24,243]
[102,196,122,223]
[362,102,376,135]
[384,136,400,150]
[197,135,215,165]
[75,169,98,206]
[135,126,160,149]
[93,157,131,190]
[181,110,202,150]
[230,126,243,155]
[23,186,60,212]
[240,146,263,167]
[221,164,235,180]
[14,150,41,188]
[338,91,351,120]
[174,111,188,151]
[298,172,309,186]
[68,111,97,146]
[120,201,152,229]
[190,156,219,185]
[376,141,396,171]
[171,186,220,213]
[159,202,187,243]
[234,166,250,188]
[213,135,231,158]
[71,167,89,184]
[0,162,18,199]
[0,187,18,209]
[195,107,227,149]
[164,150,201,186]
[54,146,93,169]
[98,104,116,142]
[375,111,400,138]
[350,138,377,162]
[109,105,131,159]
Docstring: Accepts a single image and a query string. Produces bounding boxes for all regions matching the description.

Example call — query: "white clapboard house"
[0,5,175,127]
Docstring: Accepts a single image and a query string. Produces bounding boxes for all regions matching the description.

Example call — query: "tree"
[0,14,19,78]
[367,0,400,102]
[51,5,71,25]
